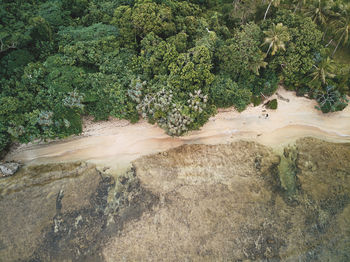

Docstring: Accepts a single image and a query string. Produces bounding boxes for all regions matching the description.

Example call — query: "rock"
[103,142,285,261]
[0,162,21,177]
[295,137,350,203]
[0,161,157,262]
[102,140,350,262]
[1,139,349,262]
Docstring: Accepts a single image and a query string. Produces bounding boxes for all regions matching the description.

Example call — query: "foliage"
[314,86,349,113]
[309,56,336,86]
[217,22,265,79]
[266,98,278,109]
[267,10,323,91]
[209,74,251,111]
[262,23,290,56]
[330,7,350,56]
[168,44,214,94]
[251,96,263,106]
[0,0,349,153]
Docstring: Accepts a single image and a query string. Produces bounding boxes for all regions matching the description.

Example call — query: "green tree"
[168,45,214,94]
[291,0,308,13]
[305,0,334,26]
[268,10,323,90]
[230,0,259,24]
[209,74,251,111]
[309,57,336,85]
[217,22,265,78]
[262,23,290,56]
[331,8,350,56]
[62,0,89,18]
[137,32,178,79]
[264,0,281,20]
[249,51,268,75]
[131,2,176,38]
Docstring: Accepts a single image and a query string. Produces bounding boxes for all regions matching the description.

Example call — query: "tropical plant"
[209,74,251,110]
[331,8,350,56]
[218,22,265,78]
[314,85,348,113]
[267,10,323,90]
[264,0,281,20]
[262,23,290,56]
[291,0,308,13]
[309,57,336,85]
[0,0,349,154]
[305,0,334,26]
[249,51,268,75]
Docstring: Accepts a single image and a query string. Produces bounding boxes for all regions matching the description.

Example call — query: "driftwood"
[276,92,290,102]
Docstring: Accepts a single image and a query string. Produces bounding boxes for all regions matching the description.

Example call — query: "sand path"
[5,87,350,172]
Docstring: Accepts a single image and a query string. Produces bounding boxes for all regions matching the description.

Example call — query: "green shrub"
[209,74,251,111]
[266,99,278,109]
[314,86,349,113]
[251,96,262,106]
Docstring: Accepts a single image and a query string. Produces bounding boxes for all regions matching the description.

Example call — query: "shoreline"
[5,87,350,173]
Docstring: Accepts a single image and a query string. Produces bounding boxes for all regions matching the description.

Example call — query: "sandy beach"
[5,87,350,172]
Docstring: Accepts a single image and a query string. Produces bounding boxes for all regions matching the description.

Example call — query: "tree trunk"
[264,1,273,20]
[325,39,333,47]
[322,28,328,41]
[293,2,300,14]
[266,42,273,56]
[332,32,345,57]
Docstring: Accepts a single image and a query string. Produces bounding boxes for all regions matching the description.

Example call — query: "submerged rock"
[0,162,21,177]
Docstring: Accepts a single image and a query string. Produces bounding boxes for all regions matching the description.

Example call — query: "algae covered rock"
[0,162,105,261]
[0,161,158,261]
[103,139,350,262]
[104,141,286,261]
[295,137,350,203]
[1,138,350,262]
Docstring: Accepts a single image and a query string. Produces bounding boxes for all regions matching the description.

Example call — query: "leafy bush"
[251,96,263,106]
[266,99,278,110]
[314,86,349,113]
[209,75,252,111]
[268,10,323,91]
[0,0,349,154]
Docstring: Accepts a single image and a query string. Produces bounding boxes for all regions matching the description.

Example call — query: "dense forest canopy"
[1,0,350,152]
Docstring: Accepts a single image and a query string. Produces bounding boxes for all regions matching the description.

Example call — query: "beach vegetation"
[0,0,349,152]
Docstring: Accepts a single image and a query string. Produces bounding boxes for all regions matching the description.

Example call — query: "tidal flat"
[1,137,349,261]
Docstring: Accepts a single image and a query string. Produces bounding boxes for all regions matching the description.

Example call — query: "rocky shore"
[1,138,349,261]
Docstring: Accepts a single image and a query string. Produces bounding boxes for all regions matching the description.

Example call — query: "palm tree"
[264,0,281,20]
[249,50,268,75]
[292,0,308,13]
[262,23,290,56]
[309,57,336,85]
[331,9,350,57]
[305,0,334,27]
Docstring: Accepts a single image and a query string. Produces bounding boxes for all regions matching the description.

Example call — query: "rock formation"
[0,138,349,261]
[0,162,21,177]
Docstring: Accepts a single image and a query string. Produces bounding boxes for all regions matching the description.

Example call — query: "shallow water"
[1,138,349,261]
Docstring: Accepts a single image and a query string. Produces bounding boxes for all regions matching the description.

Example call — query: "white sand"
[5,87,350,173]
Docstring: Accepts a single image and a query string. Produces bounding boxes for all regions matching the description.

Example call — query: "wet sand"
[5,87,350,172]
